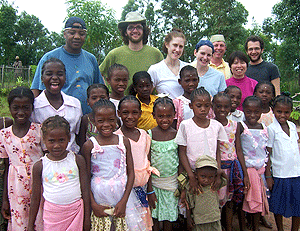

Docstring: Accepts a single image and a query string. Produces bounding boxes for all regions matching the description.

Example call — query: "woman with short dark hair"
[226,51,258,110]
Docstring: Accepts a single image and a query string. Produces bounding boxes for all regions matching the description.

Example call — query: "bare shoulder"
[169,127,177,139]
[33,159,43,174]
[81,114,89,124]
[122,136,131,148]
[75,154,86,168]
[82,139,93,151]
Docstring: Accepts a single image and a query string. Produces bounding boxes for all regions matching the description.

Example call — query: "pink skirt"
[43,199,84,231]
[243,167,269,215]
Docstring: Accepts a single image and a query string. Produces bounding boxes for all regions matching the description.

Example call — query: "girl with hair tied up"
[148,28,188,99]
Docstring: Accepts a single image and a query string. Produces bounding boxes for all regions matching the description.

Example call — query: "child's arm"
[75,154,91,231]
[147,175,157,209]
[216,140,221,169]
[265,147,274,191]
[114,137,135,217]
[78,115,88,150]
[178,145,200,195]
[82,140,110,217]
[1,158,10,220]
[186,208,195,231]
[28,160,43,231]
[212,140,225,191]
[147,148,157,209]
[235,122,250,192]
[185,191,195,231]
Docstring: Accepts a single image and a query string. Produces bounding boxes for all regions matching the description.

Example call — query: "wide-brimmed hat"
[118,11,146,30]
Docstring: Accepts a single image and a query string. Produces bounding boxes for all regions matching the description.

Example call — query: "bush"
[30,65,37,80]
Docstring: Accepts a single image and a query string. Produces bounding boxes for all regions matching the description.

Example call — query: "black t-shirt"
[245,61,280,83]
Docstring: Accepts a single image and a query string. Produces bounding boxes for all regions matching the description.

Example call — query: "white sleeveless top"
[42,151,81,205]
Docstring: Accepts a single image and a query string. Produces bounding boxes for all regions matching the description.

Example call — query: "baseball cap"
[64,17,87,31]
[195,155,218,169]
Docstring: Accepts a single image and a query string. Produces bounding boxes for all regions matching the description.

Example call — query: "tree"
[263,0,300,82]
[14,11,51,66]
[121,0,249,62]
[0,1,63,66]
[66,0,122,63]
[121,0,140,20]
[0,1,17,65]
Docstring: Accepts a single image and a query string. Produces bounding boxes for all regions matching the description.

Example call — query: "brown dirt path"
[232,212,294,230]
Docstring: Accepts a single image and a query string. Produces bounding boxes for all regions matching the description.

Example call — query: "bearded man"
[245,35,280,95]
[100,11,163,92]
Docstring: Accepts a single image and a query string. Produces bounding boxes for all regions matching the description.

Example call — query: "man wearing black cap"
[31,17,104,114]
[100,11,163,91]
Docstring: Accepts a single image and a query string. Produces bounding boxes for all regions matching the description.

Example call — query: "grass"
[0,95,10,118]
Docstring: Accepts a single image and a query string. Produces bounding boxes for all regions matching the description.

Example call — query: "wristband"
[265,175,272,178]
[147,190,155,195]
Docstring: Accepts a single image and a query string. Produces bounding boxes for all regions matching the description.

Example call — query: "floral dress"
[218,120,244,206]
[0,123,43,231]
[240,121,269,215]
[258,108,274,127]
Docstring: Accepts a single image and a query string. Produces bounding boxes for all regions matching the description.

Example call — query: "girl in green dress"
[148,97,179,231]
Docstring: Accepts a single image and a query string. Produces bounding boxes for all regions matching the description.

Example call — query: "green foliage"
[66,0,123,63]
[0,95,10,117]
[14,11,50,66]
[281,78,300,96]
[290,110,300,121]
[0,1,65,66]
[0,1,17,65]
[30,65,37,78]
[262,0,300,82]
[121,0,139,20]
[121,0,249,62]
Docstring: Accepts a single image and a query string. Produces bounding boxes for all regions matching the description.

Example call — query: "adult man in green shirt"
[100,11,164,91]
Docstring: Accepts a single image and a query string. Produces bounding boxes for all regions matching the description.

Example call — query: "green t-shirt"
[100,45,164,93]
[187,177,227,225]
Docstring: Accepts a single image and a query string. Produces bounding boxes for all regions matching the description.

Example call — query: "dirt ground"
[232,212,294,231]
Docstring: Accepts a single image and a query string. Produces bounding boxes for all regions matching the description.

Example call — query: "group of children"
[0,57,299,231]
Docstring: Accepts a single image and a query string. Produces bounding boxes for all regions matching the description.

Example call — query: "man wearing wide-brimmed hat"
[100,11,163,90]
[31,17,104,115]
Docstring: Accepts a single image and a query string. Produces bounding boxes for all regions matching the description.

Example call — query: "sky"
[7,0,280,33]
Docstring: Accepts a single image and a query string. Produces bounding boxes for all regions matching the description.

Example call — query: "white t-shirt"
[42,151,81,205]
[148,59,188,99]
[267,118,300,178]
[31,91,82,153]
[175,118,228,169]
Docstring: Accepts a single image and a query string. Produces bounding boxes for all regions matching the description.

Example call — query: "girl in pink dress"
[0,87,43,231]
[82,99,146,230]
[28,116,90,231]
[212,92,249,230]
[115,95,159,230]
[175,87,228,194]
